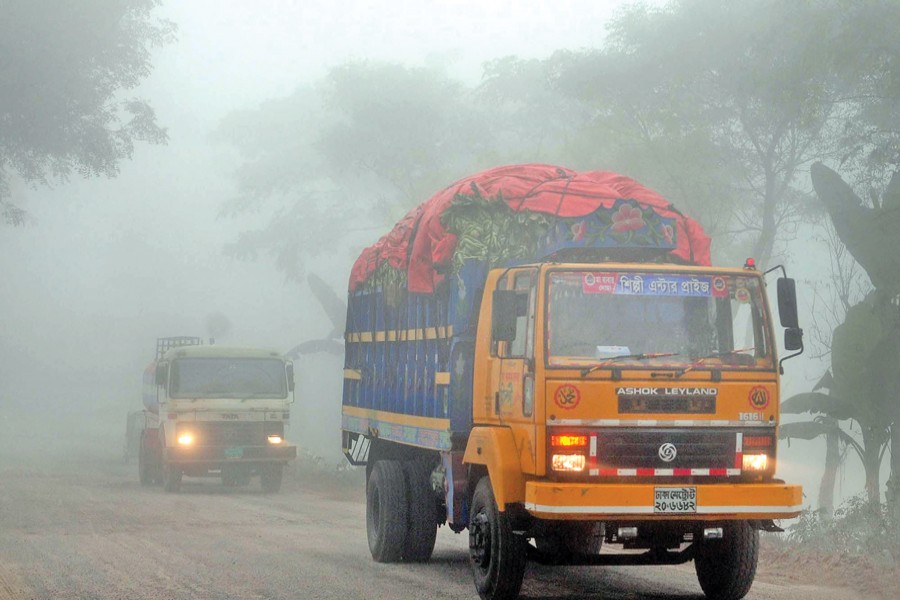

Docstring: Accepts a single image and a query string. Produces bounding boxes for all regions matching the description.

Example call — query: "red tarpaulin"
[349,164,711,293]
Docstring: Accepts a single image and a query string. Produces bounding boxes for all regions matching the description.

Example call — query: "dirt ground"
[756,538,898,600]
[0,410,884,600]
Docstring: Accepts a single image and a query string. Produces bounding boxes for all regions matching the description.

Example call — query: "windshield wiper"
[673,347,755,378]
[580,352,680,377]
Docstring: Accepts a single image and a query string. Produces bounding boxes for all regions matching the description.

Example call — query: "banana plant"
[780,297,894,510]
[808,163,900,516]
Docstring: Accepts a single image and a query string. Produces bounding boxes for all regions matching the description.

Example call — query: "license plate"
[224,447,244,459]
[654,487,697,513]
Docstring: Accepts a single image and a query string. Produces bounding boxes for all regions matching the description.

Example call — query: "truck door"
[489,268,538,473]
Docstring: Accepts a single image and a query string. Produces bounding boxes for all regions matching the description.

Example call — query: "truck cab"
[471,262,800,512]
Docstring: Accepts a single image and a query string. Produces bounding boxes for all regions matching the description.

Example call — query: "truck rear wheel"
[468,477,526,600]
[366,460,408,563]
[260,464,284,493]
[694,521,758,600]
[402,460,438,562]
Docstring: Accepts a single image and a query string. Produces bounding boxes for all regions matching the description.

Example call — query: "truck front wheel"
[468,477,526,600]
[694,521,758,600]
[366,460,408,562]
[260,464,284,493]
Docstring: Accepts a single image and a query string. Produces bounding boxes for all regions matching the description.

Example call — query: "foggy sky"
[0,0,856,495]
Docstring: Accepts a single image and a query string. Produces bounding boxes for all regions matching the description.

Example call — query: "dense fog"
[2,0,899,518]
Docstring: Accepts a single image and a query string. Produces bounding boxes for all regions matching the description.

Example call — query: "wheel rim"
[469,511,491,570]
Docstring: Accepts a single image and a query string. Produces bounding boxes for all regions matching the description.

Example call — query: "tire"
[535,521,603,561]
[402,460,438,562]
[366,460,408,563]
[468,477,527,600]
[138,431,161,486]
[260,464,284,493]
[694,521,758,600]
[163,463,182,493]
[138,432,153,486]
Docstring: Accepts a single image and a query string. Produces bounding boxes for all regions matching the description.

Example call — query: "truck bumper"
[164,444,296,465]
[524,481,802,521]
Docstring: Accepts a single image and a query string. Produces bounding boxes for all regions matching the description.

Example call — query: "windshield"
[546,271,772,369]
[169,357,288,398]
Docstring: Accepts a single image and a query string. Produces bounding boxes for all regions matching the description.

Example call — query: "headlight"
[551,453,586,472]
[267,434,283,445]
[177,432,195,446]
[742,453,768,471]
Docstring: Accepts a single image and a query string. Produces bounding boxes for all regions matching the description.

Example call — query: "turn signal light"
[551,435,588,447]
[177,433,194,446]
[551,453,586,472]
[743,435,773,448]
[267,434,283,445]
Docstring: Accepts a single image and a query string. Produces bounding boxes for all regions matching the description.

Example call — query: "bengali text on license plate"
[654,487,697,513]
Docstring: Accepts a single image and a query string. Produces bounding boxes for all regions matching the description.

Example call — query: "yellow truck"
[341,164,803,600]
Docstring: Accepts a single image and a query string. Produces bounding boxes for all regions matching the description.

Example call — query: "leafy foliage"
[0,0,175,223]
[441,190,552,273]
[788,495,899,562]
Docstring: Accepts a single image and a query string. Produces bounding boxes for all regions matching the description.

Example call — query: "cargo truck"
[138,337,297,493]
[341,164,804,600]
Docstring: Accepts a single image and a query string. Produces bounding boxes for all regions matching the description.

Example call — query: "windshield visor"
[546,271,773,369]
[170,358,288,399]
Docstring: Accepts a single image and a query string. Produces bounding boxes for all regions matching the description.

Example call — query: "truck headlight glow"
[742,453,768,471]
[551,453,586,472]
[177,432,195,446]
[267,434,283,445]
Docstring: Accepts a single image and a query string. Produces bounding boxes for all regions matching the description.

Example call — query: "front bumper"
[524,481,802,521]
[164,444,296,465]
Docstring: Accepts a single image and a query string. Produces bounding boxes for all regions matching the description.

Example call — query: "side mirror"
[286,362,295,392]
[777,278,799,329]
[491,290,518,342]
[155,362,168,387]
[784,327,803,351]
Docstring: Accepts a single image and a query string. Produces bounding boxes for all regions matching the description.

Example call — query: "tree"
[0,0,175,224]
[216,61,502,281]
[482,1,900,268]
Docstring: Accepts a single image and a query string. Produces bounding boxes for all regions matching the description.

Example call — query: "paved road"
[0,417,861,600]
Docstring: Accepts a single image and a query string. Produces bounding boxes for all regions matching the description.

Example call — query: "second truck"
[136,337,297,493]
[341,164,804,600]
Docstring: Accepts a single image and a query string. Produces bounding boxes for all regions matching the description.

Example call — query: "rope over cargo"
[349,164,711,293]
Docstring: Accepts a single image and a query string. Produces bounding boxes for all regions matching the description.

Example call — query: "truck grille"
[595,429,736,471]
